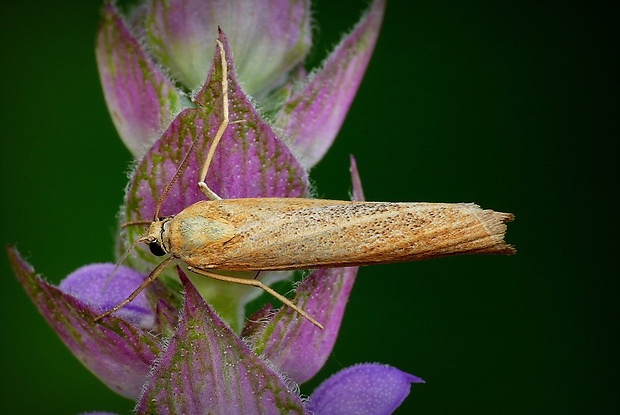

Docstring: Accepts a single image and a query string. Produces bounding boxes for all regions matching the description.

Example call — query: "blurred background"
[1,0,616,413]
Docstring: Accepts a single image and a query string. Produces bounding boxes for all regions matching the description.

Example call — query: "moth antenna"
[188,267,324,330]
[121,219,152,229]
[153,136,200,220]
[95,256,175,322]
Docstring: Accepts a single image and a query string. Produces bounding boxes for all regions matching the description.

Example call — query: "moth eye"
[148,241,166,257]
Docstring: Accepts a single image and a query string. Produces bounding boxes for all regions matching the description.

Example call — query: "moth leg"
[198,38,229,202]
[188,266,324,330]
[94,256,174,322]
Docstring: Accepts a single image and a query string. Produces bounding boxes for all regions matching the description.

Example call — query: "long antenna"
[153,138,199,220]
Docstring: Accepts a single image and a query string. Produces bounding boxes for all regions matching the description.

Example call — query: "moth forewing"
[162,198,514,271]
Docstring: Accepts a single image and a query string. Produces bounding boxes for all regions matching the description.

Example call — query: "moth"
[96,38,514,329]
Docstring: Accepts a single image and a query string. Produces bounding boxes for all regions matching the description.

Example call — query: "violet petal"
[59,263,154,328]
[7,246,162,400]
[307,363,424,415]
[252,267,358,384]
[96,2,186,158]
[135,268,305,415]
[274,0,385,169]
[143,0,312,98]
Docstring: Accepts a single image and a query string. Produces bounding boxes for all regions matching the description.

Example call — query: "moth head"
[139,217,173,257]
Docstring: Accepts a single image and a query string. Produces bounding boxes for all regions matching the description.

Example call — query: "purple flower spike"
[136,268,305,415]
[8,2,426,413]
[96,3,186,158]
[7,246,162,399]
[143,0,312,98]
[307,364,424,415]
[275,0,386,168]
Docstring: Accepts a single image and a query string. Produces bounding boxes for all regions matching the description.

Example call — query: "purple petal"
[124,30,308,267]
[252,266,358,384]
[59,263,154,328]
[7,246,162,399]
[274,0,386,169]
[96,3,186,158]
[135,268,305,415]
[143,0,312,98]
[307,364,424,415]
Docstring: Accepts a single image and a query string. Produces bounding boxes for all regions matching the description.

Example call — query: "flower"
[8,0,424,413]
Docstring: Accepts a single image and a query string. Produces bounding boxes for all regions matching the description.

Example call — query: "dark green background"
[1,1,616,413]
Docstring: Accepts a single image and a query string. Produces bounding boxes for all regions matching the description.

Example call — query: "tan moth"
[96,37,514,330]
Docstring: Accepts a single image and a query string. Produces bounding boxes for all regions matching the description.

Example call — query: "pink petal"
[274,0,386,168]
[96,3,186,158]
[143,0,311,98]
